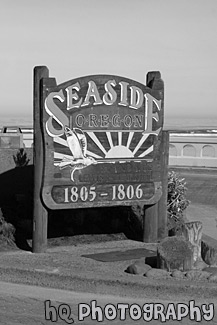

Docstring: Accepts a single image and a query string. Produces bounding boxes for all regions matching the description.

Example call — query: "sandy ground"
[1,281,216,325]
[0,166,217,325]
[0,237,217,301]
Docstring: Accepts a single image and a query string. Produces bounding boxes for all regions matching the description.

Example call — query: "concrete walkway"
[187,203,217,240]
[171,167,217,239]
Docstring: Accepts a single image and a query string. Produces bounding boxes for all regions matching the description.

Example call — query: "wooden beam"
[143,71,167,243]
[143,203,158,242]
[157,131,169,240]
[32,66,49,253]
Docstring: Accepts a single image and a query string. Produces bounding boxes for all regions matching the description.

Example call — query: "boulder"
[171,270,186,279]
[185,270,210,281]
[203,267,217,282]
[145,268,171,279]
[157,236,194,271]
[193,259,208,270]
[125,260,152,275]
[208,273,217,282]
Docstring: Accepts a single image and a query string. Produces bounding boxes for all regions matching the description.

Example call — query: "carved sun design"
[53,130,154,165]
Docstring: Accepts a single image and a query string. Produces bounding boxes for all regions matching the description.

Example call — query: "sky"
[0,0,217,120]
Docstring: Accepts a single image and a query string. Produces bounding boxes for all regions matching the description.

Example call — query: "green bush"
[167,171,190,232]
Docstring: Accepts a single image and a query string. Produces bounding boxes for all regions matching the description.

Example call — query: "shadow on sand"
[0,165,143,251]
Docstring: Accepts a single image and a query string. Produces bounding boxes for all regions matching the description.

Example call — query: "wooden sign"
[40,72,164,209]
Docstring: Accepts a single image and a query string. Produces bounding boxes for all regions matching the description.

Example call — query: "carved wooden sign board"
[40,72,164,209]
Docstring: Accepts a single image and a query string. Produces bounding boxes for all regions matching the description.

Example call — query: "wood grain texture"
[143,203,158,242]
[142,72,167,243]
[32,66,49,253]
[157,131,169,240]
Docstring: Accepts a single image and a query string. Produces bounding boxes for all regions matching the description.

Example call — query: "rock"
[203,266,217,274]
[157,236,194,271]
[145,268,171,279]
[208,273,217,282]
[185,270,210,281]
[203,268,217,282]
[201,234,217,266]
[125,260,152,275]
[193,260,208,270]
[171,270,186,279]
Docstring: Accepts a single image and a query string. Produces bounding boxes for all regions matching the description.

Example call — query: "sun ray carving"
[54,152,73,160]
[87,132,108,155]
[86,150,103,159]
[138,145,153,157]
[132,133,149,155]
[106,132,113,149]
[126,132,134,148]
[54,137,68,146]
[118,132,122,146]
[54,129,154,163]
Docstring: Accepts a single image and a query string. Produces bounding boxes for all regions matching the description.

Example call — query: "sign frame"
[41,72,164,210]
[32,66,169,252]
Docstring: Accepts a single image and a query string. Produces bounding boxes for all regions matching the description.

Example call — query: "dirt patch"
[46,233,128,247]
[8,233,129,252]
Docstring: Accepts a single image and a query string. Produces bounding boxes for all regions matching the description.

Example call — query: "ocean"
[0,116,33,129]
[0,115,217,131]
[164,116,217,131]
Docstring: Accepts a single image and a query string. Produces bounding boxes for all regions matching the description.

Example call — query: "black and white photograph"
[0,0,217,324]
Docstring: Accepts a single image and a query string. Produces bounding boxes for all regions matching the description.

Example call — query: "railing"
[0,126,33,148]
[1,126,217,168]
[169,133,217,167]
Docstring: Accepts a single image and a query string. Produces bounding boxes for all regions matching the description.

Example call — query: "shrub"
[13,148,30,167]
[129,170,190,239]
[167,170,190,232]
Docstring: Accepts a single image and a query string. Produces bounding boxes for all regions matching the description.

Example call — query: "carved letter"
[119,81,129,106]
[66,82,82,110]
[45,90,69,137]
[129,86,144,109]
[81,81,103,107]
[144,93,161,135]
[103,80,117,105]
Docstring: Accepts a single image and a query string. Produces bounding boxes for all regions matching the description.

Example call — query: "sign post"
[142,72,169,242]
[32,66,49,253]
[33,66,168,252]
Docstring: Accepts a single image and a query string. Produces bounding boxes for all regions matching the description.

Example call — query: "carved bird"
[64,126,87,159]
[59,126,96,181]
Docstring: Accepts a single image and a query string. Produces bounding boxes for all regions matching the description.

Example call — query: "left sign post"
[32,66,49,253]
